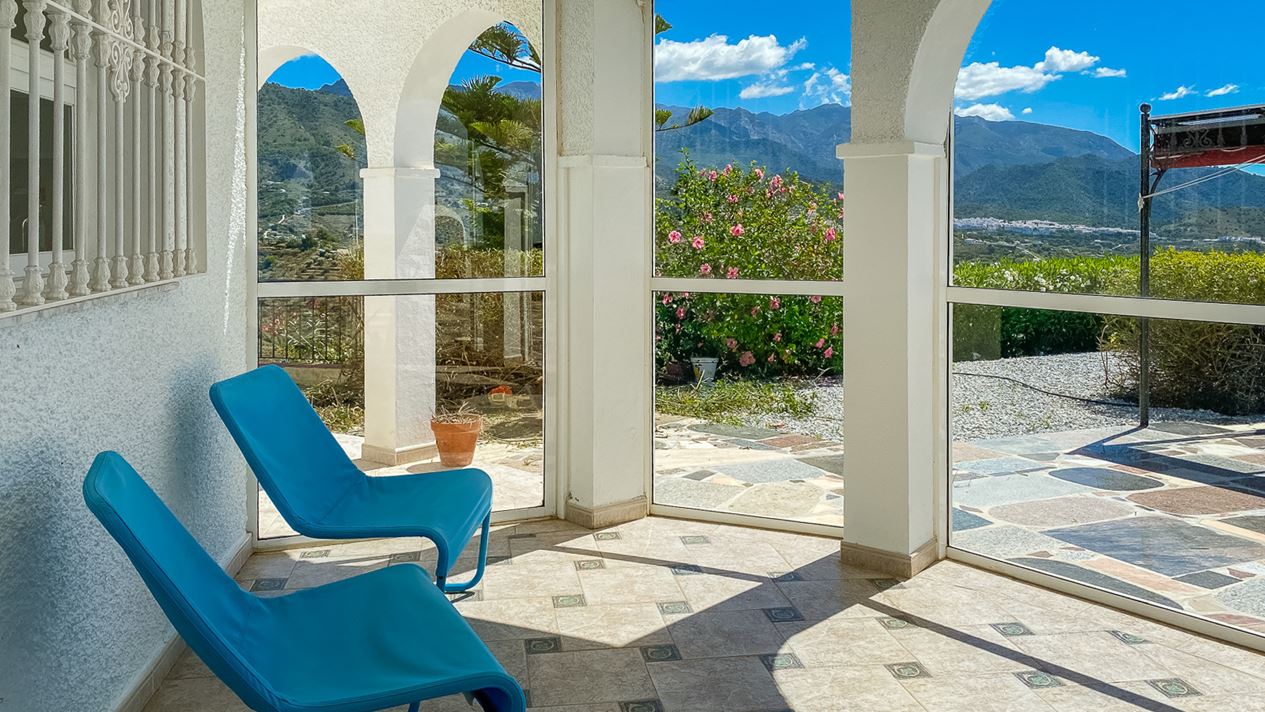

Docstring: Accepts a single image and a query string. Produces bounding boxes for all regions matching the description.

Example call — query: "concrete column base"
[564,495,649,530]
[360,441,438,467]
[841,539,940,580]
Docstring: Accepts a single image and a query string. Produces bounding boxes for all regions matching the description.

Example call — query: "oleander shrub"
[654,159,844,378]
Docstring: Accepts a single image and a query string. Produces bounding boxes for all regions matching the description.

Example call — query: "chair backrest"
[210,365,363,529]
[83,452,276,711]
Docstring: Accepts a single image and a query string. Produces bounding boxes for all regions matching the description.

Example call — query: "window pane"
[8,92,73,255]
[653,0,848,281]
[654,292,843,527]
[257,292,545,539]
[952,1,1265,304]
[256,19,544,282]
[952,304,1265,636]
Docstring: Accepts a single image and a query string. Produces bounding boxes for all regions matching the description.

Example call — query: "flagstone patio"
[952,421,1265,635]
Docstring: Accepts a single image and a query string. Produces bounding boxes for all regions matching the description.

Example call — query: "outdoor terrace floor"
[149,517,1265,711]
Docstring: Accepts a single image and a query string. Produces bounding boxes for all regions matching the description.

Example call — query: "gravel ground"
[745,352,1264,442]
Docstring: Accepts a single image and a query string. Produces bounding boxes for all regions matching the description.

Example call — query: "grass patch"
[655,378,818,425]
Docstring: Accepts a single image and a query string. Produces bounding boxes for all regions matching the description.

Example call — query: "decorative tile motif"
[884,662,931,680]
[619,701,664,712]
[989,622,1033,637]
[670,563,702,576]
[770,571,803,583]
[524,637,562,655]
[1146,678,1202,698]
[760,653,804,672]
[657,601,693,615]
[1108,630,1148,645]
[249,578,287,592]
[299,549,329,559]
[1014,670,1063,689]
[552,594,587,609]
[763,607,805,623]
[388,552,420,564]
[679,535,710,545]
[595,532,622,541]
[574,559,606,571]
[640,644,681,663]
[878,617,913,630]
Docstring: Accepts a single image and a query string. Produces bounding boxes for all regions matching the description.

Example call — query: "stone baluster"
[68,0,93,296]
[108,19,132,288]
[143,0,160,280]
[0,0,17,311]
[89,3,111,291]
[45,8,72,300]
[158,0,173,279]
[127,4,145,284]
[171,0,185,276]
[181,57,195,271]
[18,0,49,306]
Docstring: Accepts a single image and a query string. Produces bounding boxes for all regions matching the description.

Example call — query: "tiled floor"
[149,517,1265,711]
[953,423,1265,634]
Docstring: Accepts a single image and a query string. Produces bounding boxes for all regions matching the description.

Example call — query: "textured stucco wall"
[0,0,250,709]
[258,0,542,167]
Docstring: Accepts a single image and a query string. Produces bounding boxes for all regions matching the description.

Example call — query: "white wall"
[0,0,250,708]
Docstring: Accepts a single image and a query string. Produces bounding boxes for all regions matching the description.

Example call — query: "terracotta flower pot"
[430,417,483,468]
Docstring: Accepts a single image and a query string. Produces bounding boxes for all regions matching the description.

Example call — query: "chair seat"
[308,469,493,549]
[246,564,515,712]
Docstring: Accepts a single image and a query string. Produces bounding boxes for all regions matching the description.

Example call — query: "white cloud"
[1207,83,1240,97]
[801,67,851,107]
[1094,67,1127,78]
[655,34,806,82]
[740,82,795,99]
[1035,46,1099,73]
[1159,85,1195,101]
[956,62,1059,100]
[956,103,1016,121]
[1022,107,1034,115]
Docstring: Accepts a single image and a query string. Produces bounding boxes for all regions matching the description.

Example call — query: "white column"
[360,166,439,466]
[18,0,48,306]
[838,141,946,577]
[556,0,653,528]
[68,1,92,296]
[0,0,17,311]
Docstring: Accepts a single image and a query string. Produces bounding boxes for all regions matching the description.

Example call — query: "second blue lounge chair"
[211,365,493,593]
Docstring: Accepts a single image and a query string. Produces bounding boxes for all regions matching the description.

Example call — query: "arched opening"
[945,0,1265,641]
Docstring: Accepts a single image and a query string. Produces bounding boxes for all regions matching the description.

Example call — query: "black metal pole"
[1139,103,1151,428]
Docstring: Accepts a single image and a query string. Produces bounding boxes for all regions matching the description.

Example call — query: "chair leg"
[407,703,420,712]
[440,512,491,594]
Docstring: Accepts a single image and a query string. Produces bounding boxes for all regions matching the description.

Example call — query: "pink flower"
[767,353,776,363]
[837,192,845,202]
[707,170,718,182]
[661,294,673,305]
[691,236,705,250]
[699,263,712,275]
[727,194,739,204]
[751,307,760,316]
[770,175,784,191]
[739,351,756,367]
[754,168,765,180]
[816,338,826,349]
[683,292,691,298]
[668,230,682,244]
[730,224,745,237]
[773,333,782,343]
[723,164,733,175]
[769,297,781,311]
[703,212,714,224]
[726,266,739,279]
[824,346,834,358]
[824,227,838,242]
[675,307,686,320]
[831,324,840,336]
[726,338,738,351]
[809,295,822,304]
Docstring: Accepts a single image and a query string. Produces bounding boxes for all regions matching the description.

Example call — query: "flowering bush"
[654,159,844,379]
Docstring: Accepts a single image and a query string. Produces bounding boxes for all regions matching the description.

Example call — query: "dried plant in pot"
[430,404,483,468]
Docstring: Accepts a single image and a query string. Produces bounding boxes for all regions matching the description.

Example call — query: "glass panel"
[952,304,1265,636]
[257,292,545,539]
[952,1,1265,304]
[652,0,848,281]
[653,292,843,527]
[256,19,544,282]
[8,92,74,254]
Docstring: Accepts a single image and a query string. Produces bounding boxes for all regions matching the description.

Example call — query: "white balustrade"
[2,0,203,317]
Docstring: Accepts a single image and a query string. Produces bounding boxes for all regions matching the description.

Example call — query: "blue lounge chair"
[84,452,526,712]
[210,365,493,593]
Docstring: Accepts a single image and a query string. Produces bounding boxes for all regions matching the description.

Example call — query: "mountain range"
[259,80,1265,234]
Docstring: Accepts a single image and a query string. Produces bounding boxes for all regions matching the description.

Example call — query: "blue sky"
[270,0,1262,152]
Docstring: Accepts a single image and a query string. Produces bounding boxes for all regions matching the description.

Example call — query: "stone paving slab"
[987,495,1135,530]
[953,473,1095,509]
[1127,486,1265,516]
[1048,467,1164,492]
[1010,557,1181,609]
[1045,517,1265,578]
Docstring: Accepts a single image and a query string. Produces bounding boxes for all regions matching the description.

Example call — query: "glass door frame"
[942,118,1265,654]
[245,1,561,550]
